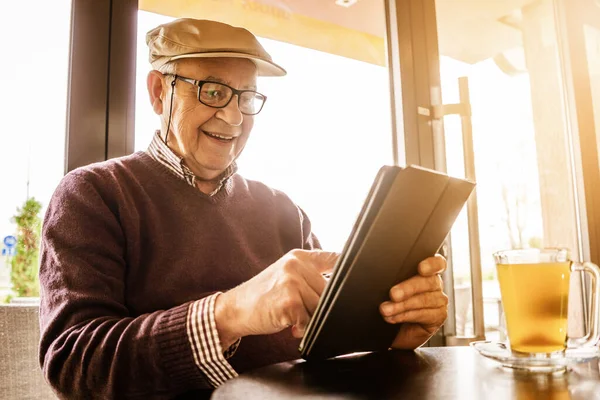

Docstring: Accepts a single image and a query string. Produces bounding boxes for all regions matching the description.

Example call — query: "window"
[134,2,393,251]
[0,0,71,301]
[585,24,600,158]
[0,1,71,397]
[434,0,583,341]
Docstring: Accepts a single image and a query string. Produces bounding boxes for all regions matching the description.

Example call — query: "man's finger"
[298,283,321,315]
[279,288,313,338]
[291,257,334,338]
[294,251,338,295]
[389,274,442,302]
[291,323,308,338]
[418,254,446,277]
[309,250,339,274]
[383,306,448,326]
[291,303,313,338]
[299,269,329,296]
[294,249,339,274]
[380,291,448,317]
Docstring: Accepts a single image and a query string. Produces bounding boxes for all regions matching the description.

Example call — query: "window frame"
[65,0,137,173]
[67,0,600,346]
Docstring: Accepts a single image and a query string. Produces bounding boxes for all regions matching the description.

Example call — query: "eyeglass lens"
[199,82,264,115]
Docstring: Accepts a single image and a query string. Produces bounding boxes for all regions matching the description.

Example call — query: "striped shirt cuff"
[186,294,239,387]
[224,337,241,359]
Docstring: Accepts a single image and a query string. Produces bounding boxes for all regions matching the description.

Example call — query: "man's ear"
[147,70,166,115]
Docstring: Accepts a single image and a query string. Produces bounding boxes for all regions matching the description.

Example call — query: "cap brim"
[170,52,286,77]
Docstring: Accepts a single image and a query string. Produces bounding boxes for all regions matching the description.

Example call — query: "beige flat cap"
[146,18,286,76]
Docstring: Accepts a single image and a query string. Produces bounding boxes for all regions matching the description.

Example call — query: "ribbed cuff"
[187,294,238,387]
[156,302,211,390]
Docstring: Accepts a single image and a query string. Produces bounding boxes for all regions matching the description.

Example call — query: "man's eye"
[205,90,222,99]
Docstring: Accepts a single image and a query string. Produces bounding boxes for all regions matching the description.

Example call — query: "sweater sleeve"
[298,206,321,250]
[38,171,215,399]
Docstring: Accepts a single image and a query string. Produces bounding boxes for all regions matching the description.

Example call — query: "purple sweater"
[38,151,320,399]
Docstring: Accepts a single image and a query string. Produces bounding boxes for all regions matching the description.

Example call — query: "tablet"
[299,165,475,360]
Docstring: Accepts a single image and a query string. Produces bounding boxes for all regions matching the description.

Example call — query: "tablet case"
[299,165,475,360]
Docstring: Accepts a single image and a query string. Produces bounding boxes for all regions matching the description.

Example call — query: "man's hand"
[215,249,338,348]
[379,255,448,350]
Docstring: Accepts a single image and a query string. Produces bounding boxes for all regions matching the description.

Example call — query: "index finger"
[418,254,446,277]
[297,249,339,275]
[294,250,339,295]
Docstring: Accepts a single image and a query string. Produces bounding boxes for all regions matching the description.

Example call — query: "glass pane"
[134,2,392,252]
[0,1,71,297]
[237,39,392,250]
[435,0,580,341]
[585,24,600,157]
[0,0,71,397]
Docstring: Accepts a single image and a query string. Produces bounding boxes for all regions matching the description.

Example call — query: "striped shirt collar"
[146,130,237,196]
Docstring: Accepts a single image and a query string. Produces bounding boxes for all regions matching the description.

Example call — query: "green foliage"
[528,236,543,249]
[10,198,42,297]
[454,268,497,283]
[482,268,496,281]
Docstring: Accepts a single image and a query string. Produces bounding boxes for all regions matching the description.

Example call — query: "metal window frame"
[555,0,600,266]
[65,0,138,173]
[554,0,600,332]
[387,0,600,346]
[65,0,530,347]
[385,0,439,169]
[65,0,442,183]
[386,0,485,345]
[65,0,443,199]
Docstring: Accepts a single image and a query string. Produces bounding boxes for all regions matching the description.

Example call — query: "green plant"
[10,198,42,297]
[482,268,496,281]
[528,236,543,249]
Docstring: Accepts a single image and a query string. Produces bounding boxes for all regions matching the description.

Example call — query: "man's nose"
[216,95,244,126]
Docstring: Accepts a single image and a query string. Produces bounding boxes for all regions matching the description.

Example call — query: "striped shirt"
[146,131,240,387]
[146,130,237,195]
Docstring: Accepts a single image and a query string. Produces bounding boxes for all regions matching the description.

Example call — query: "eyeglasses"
[168,74,267,115]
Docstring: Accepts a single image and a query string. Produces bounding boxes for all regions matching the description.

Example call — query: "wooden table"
[212,346,600,399]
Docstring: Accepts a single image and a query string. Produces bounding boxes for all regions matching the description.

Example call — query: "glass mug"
[493,248,600,358]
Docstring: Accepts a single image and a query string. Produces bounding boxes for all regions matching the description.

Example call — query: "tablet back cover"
[300,165,474,360]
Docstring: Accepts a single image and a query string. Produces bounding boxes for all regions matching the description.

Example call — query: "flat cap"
[146,18,286,76]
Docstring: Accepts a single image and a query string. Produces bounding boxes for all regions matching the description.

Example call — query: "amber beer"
[497,262,571,354]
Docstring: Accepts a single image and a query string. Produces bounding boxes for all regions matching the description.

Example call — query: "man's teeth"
[204,131,234,140]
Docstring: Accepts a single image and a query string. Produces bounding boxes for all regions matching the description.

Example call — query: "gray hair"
[157,61,178,76]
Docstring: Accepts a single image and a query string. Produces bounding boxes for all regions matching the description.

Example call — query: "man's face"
[155,58,258,180]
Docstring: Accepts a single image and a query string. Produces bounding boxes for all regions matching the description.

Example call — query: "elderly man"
[39,18,449,399]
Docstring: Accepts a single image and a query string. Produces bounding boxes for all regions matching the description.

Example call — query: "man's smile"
[201,129,238,143]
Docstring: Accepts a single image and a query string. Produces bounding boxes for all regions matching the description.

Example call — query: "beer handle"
[567,262,600,348]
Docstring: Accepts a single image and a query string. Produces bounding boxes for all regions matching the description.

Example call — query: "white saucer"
[471,341,600,372]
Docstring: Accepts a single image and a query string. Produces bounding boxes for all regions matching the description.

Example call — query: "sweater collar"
[146,130,237,196]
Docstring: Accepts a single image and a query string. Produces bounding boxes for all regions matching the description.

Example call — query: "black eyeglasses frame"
[167,74,267,116]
